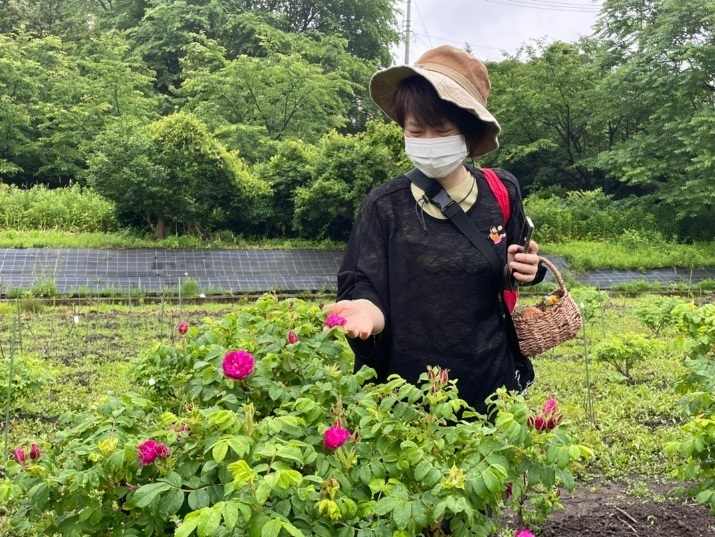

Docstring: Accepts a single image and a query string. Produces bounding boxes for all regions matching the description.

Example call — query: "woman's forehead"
[405,115,456,129]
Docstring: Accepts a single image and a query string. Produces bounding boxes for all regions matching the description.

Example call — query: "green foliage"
[540,240,715,272]
[594,0,715,241]
[0,354,48,401]
[293,121,410,240]
[0,184,117,233]
[486,40,607,193]
[87,112,271,238]
[592,334,653,381]
[251,140,318,237]
[524,189,658,242]
[7,295,590,536]
[181,42,354,162]
[665,303,715,512]
[181,279,200,298]
[570,287,608,322]
[635,295,684,335]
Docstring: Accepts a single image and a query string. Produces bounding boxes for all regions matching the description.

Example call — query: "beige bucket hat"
[369,45,501,157]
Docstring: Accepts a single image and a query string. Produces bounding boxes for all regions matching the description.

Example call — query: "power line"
[484,0,601,12]
[412,32,518,52]
[503,0,602,7]
[412,0,433,48]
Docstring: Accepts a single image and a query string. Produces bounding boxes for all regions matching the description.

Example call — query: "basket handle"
[537,256,567,291]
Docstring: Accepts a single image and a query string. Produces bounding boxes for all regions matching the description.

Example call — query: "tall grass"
[0,184,117,232]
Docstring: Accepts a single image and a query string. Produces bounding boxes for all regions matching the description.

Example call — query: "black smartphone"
[518,216,535,254]
[508,216,535,289]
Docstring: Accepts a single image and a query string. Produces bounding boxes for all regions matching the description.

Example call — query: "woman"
[324,46,545,415]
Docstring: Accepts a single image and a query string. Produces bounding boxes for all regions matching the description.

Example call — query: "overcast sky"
[389,0,603,64]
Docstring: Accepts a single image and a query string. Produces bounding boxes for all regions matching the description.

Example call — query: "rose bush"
[3,294,592,536]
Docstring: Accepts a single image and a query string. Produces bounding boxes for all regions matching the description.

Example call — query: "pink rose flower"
[323,425,351,450]
[324,314,347,329]
[288,331,299,344]
[137,439,170,466]
[515,530,535,537]
[30,443,41,460]
[542,398,558,415]
[14,447,26,464]
[222,350,255,380]
[178,321,189,335]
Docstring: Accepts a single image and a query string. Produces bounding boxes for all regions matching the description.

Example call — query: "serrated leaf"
[392,501,411,530]
[175,511,200,537]
[160,488,184,515]
[280,520,305,537]
[188,488,211,510]
[373,495,398,516]
[220,502,239,530]
[134,481,172,508]
[197,508,222,537]
[262,519,282,537]
[414,461,431,481]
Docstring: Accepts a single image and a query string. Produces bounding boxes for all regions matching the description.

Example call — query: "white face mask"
[404,134,468,179]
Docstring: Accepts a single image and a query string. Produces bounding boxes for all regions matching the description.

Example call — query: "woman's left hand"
[507,240,540,284]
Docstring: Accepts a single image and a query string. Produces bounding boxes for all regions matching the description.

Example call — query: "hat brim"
[369,65,501,158]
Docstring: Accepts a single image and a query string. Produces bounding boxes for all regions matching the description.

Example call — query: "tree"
[593,0,715,239]
[486,40,612,194]
[293,120,410,240]
[35,32,161,185]
[87,112,271,238]
[241,0,400,66]
[181,38,354,162]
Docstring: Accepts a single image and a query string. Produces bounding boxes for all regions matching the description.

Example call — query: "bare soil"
[540,480,715,536]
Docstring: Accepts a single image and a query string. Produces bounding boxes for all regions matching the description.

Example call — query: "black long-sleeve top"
[337,167,544,414]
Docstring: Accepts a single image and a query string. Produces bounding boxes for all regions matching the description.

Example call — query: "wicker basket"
[512,257,583,356]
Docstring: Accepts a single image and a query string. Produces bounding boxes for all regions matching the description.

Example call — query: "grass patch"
[540,240,715,272]
[0,229,344,250]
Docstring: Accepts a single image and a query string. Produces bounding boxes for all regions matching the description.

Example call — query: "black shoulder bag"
[404,168,535,392]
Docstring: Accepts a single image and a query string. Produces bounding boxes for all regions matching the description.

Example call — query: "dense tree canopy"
[0,0,712,240]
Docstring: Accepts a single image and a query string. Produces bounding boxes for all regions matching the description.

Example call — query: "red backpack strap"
[481,168,518,312]
[481,168,511,222]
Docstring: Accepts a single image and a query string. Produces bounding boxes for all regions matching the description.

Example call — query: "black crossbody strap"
[404,168,505,287]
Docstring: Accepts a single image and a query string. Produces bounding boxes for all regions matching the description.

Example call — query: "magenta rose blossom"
[324,314,347,329]
[137,439,170,466]
[222,350,255,380]
[324,426,351,450]
[14,447,27,464]
[178,321,189,335]
[29,443,41,460]
[288,331,299,344]
[533,416,547,431]
[515,530,535,537]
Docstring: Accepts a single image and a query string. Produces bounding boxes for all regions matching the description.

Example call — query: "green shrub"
[635,295,684,335]
[0,354,48,401]
[181,279,199,298]
[592,334,653,381]
[524,190,658,242]
[570,287,608,322]
[5,295,592,536]
[666,303,715,512]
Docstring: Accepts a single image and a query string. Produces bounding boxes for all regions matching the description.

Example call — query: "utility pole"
[404,0,411,64]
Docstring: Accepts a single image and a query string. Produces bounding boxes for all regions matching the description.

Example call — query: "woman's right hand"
[322,299,385,340]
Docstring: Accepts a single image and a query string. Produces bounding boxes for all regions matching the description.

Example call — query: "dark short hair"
[392,76,487,156]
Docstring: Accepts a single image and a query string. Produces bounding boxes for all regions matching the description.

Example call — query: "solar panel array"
[0,248,345,295]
